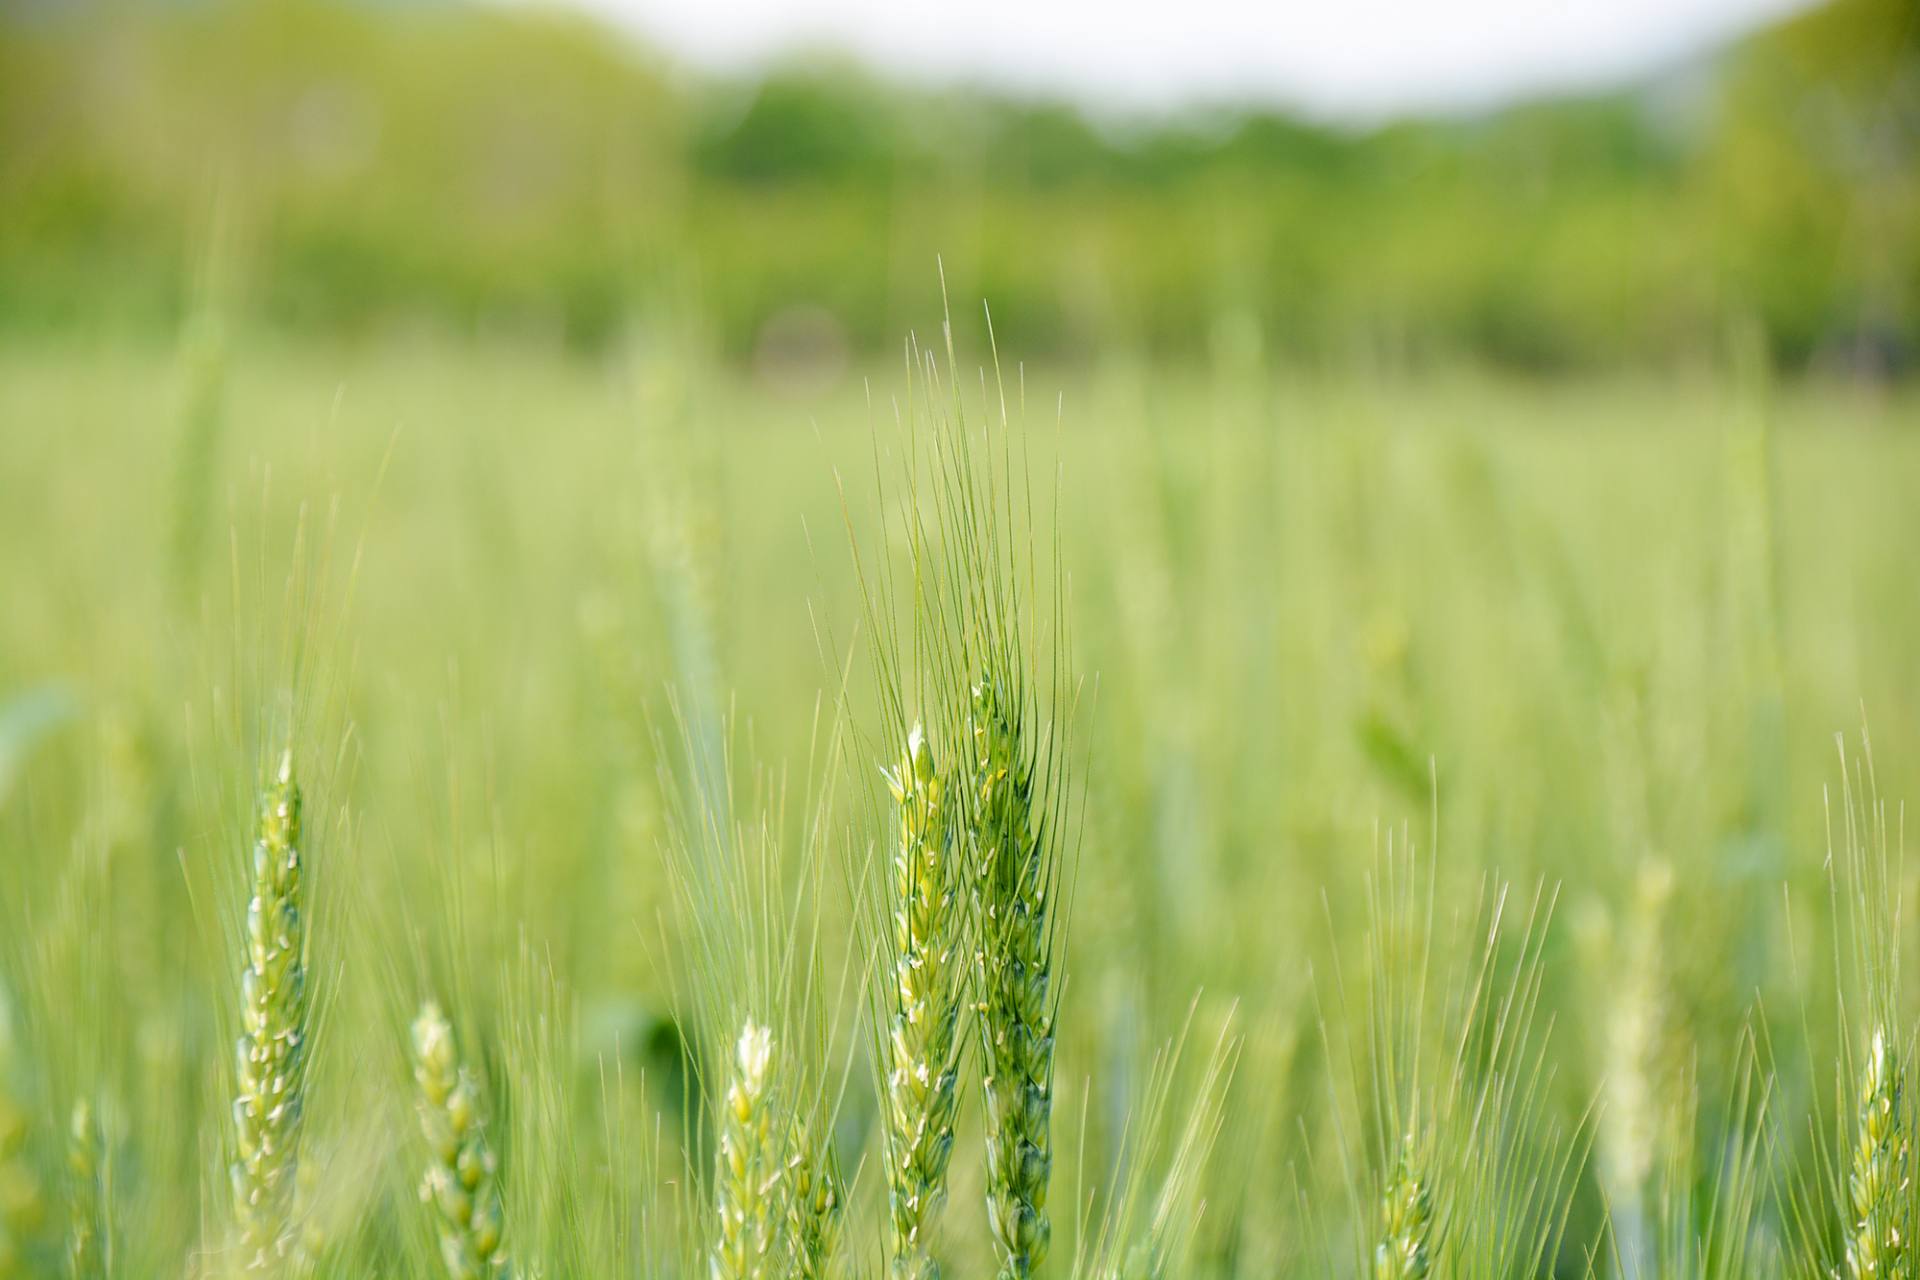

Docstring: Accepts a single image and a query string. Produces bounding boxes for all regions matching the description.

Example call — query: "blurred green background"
[1,0,1915,371]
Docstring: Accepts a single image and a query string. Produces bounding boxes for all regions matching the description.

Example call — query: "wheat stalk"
[230,749,310,1270]
[881,724,965,1280]
[713,1021,780,1280]
[1844,1026,1910,1279]
[412,1002,510,1280]
[968,671,1057,1280]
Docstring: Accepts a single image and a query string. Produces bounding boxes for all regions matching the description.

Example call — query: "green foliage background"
[0,0,1915,369]
[3,327,1920,1273]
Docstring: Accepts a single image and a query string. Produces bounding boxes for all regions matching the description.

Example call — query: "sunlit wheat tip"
[713,1020,780,1280]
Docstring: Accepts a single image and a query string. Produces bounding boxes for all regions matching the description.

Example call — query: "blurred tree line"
[0,0,1914,372]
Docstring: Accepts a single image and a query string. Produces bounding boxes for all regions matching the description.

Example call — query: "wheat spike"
[882,724,965,1280]
[1844,1026,1910,1279]
[230,749,310,1270]
[969,672,1056,1280]
[785,1114,842,1280]
[412,1002,510,1280]
[712,1021,780,1280]
[66,1099,104,1280]
[1373,1134,1433,1280]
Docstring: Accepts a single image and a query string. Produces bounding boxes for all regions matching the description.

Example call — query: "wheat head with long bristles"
[230,749,309,1269]
[968,671,1057,1280]
[881,723,965,1280]
[1844,1026,1910,1279]
[1374,1133,1433,1280]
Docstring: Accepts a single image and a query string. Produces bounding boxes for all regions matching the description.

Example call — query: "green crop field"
[4,324,1920,1277]
[5,0,1920,1273]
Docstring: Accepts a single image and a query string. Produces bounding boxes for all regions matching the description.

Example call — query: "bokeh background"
[1,0,1916,372]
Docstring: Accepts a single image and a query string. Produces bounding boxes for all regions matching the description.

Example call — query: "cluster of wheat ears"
[0,340,1083,1280]
[2,342,1919,1280]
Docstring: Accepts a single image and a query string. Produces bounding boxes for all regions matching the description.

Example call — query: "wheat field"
[3,326,1920,1278]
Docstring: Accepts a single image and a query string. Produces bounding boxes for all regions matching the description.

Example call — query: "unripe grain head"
[411,1002,510,1280]
[712,1021,780,1280]
[968,673,1058,1280]
[230,750,309,1271]
[1845,1026,1911,1280]
[881,726,965,1280]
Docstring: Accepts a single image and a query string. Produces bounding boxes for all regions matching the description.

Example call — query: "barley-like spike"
[1373,1134,1433,1280]
[712,1022,781,1280]
[968,673,1055,1280]
[411,1003,510,1280]
[1844,1026,1910,1279]
[231,749,310,1270]
[882,724,964,1280]
[785,1114,842,1280]
[66,1100,104,1280]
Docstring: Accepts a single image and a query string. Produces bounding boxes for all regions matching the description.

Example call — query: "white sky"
[554,0,1820,119]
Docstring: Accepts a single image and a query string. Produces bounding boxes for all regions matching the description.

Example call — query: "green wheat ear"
[412,1002,510,1280]
[231,749,310,1270]
[1374,1133,1433,1280]
[713,1021,780,1280]
[969,671,1057,1280]
[67,1099,105,1280]
[883,724,965,1280]
[1844,1026,1910,1279]
[785,1113,842,1280]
